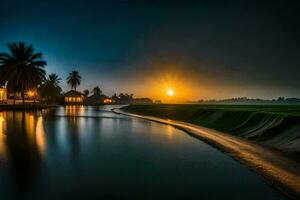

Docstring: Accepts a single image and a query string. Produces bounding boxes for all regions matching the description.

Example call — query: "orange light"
[167,89,174,96]
[104,99,112,104]
[27,90,35,97]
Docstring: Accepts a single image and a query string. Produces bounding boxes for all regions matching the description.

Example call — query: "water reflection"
[65,107,81,162]
[0,107,286,200]
[65,105,85,117]
[0,111,46,189]
[36,117,46,156]
[0,113,7,162]
[166,125,174,138]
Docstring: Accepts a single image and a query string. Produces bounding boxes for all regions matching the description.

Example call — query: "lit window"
[104,99,112,104]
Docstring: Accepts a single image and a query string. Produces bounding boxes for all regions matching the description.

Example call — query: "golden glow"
[147,69,192,103]
[65,105,85,116]
[110,63,269,101]
[0,88,7,101]
[166,125,173,138]
[167,89,174,96]
[25,114,35,141]
[0,112,48,161]
[104,98,112,104]
[27,90,35,97]
[0,113,6,160]
[108,64,202,102]
[65,97,83,103]
[36,116,46,155]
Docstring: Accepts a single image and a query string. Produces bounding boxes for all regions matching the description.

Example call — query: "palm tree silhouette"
[48,73,61,87]
[38,74,62,104]
[67,71,81,91]
[0,42,46,104]
[92,86,102,95]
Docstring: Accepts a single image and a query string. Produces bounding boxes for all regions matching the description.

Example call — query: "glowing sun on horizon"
[167,89,174,96]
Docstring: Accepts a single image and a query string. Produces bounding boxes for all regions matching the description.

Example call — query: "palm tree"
[67,70,81,91]
[38,74,62,104]
[48,73,61,87]
[0,42,46,104]
[92,86,102,95]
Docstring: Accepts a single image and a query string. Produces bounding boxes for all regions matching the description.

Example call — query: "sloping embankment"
[122,104,300,158]
[115,105,300,199]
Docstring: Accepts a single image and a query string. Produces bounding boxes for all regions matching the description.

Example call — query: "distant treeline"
[191,97,300,105]
[111,93,153,104]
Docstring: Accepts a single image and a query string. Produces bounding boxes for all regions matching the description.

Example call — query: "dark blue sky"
[0,0,299,100]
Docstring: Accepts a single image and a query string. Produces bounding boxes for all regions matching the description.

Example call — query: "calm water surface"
[0,106,286,199]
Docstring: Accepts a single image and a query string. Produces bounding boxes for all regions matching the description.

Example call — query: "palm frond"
[0,41,47,93]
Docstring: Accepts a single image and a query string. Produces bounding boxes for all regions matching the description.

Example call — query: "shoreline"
[0,104,58,111]
[112,108,300,200]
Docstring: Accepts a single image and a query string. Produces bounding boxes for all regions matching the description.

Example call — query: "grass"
[122,104,300,142]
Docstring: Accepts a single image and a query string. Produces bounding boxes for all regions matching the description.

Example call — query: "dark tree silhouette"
[83,89,89,97]
[117,93,133,104]
[92,86,102,95]
[48,73,61,87]
[111,93,119,102]
[38,74,62,104]
[67,70,81,91]
[0,42,46,104]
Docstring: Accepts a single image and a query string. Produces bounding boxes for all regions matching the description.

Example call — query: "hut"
[0,85,7,103]
[84,94,112,105]
[64,90,84,104]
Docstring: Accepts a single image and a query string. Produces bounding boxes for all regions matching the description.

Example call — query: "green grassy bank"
[122,104,300,157]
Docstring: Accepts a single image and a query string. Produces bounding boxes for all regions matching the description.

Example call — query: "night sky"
[0,0,299,101]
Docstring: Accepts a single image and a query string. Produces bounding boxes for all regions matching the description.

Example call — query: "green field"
[122,104,300,156]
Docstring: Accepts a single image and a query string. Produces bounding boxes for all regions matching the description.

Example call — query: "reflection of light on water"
[0,111,48,162]
[23,112,47,157]
[25,113,35,141]
[79,106,84,113]
[36,116,46,156]
[0,113,6,159]
[65,105,75,116]
[65,106,85,125]
[65,105,85,116]
[166,125,173,137]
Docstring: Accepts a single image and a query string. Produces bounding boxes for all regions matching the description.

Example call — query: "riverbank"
[122,104,300,160]
[0,104,58,111]
[114,105,300,200]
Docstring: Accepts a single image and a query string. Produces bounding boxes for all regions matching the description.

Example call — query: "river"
[0,106,286,199]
